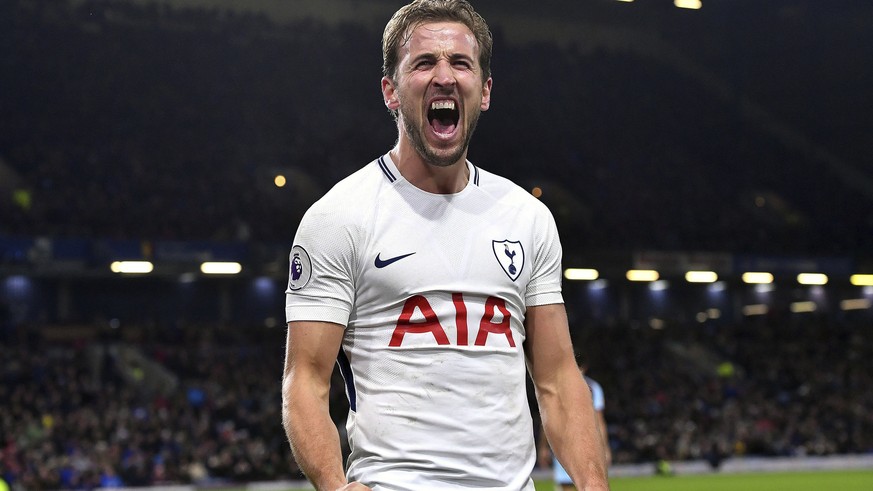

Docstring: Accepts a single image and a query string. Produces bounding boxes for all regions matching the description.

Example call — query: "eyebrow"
[409,52,475,64]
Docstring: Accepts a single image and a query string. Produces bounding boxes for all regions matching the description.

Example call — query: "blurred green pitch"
[236,469,873,490]
[570,469,873,491]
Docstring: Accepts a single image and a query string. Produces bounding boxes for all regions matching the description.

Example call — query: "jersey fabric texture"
[286,153,564,490]
[552,376,605,485]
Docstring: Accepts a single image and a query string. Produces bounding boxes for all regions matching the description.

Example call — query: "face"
[382,21,492,167]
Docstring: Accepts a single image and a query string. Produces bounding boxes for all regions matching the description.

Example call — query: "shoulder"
[311,161,384,211]
[473,164,552,215]
[300,159,387,225]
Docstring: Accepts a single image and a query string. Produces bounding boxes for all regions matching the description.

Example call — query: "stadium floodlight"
[841,298,871,311]
[674,0,702,9]
[790,301,817,313]
[563,268,599,281]
[110,261,154,274]
[797,273,828,285]
[200,262,243,275]
[742,272,774,284]
[626,269,659,282]
[742,304,768,316]
[685,271,717,283]
[850,274,873,286]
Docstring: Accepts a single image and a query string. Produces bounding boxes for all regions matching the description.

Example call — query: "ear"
[480,77,493,111]
[382,76,400,110]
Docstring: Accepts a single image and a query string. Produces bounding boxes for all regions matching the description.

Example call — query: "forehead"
[401,21,479,59]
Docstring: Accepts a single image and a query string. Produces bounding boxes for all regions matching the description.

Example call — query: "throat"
[431,117,457,135]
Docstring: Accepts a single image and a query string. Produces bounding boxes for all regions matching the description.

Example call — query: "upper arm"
[523,303,580,396]
[283,320,346,402]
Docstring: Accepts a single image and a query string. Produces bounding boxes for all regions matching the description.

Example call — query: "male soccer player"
[282,1,609,489]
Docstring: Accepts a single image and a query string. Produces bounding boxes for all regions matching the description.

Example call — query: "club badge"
[492,240,524,281]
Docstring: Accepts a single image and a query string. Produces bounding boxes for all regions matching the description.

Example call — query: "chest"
[359,200,533,299]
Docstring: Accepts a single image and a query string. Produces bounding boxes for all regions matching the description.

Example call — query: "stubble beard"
[400,104,481,168]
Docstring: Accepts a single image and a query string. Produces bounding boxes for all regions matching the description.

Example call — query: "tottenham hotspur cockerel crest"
[492,240,525,281]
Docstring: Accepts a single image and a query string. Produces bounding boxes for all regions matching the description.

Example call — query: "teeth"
[430,100,456,111]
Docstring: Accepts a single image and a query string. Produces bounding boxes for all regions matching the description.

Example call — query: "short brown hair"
[382,0,493,82]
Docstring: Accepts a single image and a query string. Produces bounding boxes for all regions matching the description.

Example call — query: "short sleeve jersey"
[585,376,605,412]
[286,154,564,490]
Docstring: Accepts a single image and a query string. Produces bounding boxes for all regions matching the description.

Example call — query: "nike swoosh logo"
[375,252,416,268]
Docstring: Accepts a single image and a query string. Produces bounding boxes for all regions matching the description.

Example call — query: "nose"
[432,60,456,88]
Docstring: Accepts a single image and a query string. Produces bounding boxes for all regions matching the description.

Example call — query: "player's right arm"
[282,320,371,491]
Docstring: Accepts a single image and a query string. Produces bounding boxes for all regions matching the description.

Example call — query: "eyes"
[413,58,474,71]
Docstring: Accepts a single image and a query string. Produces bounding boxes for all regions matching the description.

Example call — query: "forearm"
[596,412,612,466]
[539,381,609,489]
[283,372,347,489]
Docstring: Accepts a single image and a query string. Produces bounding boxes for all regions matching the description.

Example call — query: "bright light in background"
[589,279,609,290]
[531,186,543,198]
[743,272,774,284]
[841,298,871,311]
[754,283,775,294]
[743,304,769,316]
[253,276,275,295]
[790,301,817,313]
[797,273,828,285]
[627,269,659,282]
[685,270,717,283]
[564,268,599,281]
[675,0,702,9]
[707,282,726,293]
[616,0,634,3]
[110,261,153,274]
[707,308,721,319]
[649,280,669,292]
[200,262,242,275]
[274,175,287,188]
[850,274,873,286]
[3,275,33,298]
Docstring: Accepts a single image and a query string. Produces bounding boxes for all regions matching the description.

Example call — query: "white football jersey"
[286,153,564,490]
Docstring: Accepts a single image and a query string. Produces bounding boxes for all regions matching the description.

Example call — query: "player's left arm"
[524,303,609,490]
[595,408,612,466]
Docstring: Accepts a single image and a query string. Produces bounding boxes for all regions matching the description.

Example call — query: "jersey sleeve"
[525,202,564,306]
[587,377,606,411]
[285,201,361,326]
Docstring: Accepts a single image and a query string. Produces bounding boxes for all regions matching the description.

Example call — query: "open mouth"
[428,99,460,135]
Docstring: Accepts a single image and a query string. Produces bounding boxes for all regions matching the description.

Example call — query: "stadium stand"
[2,0,873,488]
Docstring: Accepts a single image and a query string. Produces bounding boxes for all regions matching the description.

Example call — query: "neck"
[390,139,469,194]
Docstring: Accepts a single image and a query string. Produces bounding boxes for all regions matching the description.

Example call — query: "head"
[382,0,493,84]
[381,0,493,167]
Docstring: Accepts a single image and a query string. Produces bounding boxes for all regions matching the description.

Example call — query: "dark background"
[2,1,873,488]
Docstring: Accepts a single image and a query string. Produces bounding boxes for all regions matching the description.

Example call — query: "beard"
[399,102,481,168]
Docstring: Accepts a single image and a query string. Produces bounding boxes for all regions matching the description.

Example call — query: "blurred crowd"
[3,2,873,488]
[578,315,873,465]
[3,0,873,255]
[2,314,872,489]
[1,324,303,490]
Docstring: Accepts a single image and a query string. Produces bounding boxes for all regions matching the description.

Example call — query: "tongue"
[431,117,456,135]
